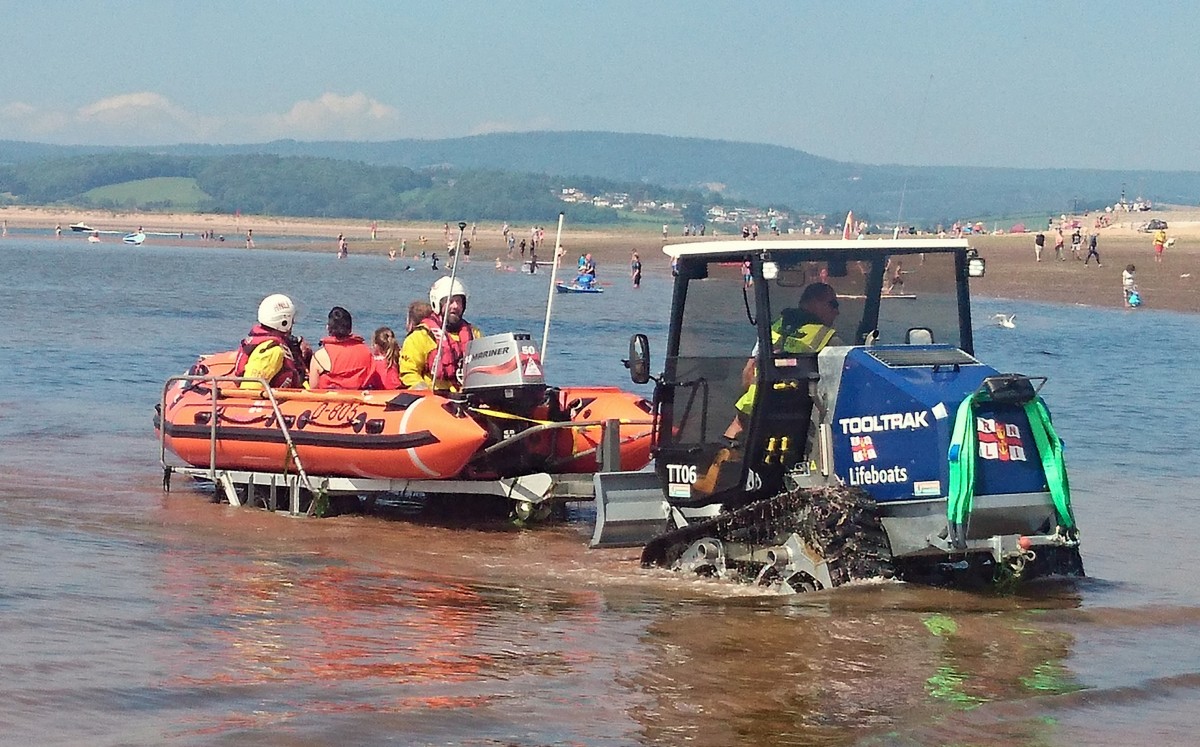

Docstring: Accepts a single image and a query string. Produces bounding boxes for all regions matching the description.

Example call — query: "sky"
[3,1,1198,171]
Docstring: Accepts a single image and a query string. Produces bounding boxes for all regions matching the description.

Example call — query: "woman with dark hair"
[308,306,375,389]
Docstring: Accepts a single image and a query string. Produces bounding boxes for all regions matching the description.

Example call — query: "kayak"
[555,283,604,294]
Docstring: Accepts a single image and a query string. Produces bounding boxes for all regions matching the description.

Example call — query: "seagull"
[991,313,1016,329]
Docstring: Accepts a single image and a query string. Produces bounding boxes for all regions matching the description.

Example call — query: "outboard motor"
[462,333,548,415]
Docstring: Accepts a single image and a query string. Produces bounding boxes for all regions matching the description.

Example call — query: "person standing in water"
[1122,264,1139,307]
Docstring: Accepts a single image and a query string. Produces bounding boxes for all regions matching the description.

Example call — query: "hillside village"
[558,185,812,233]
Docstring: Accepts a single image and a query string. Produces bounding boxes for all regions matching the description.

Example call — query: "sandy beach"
[4,205,1199,314]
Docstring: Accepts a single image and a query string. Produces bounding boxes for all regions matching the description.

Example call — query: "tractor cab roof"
[663,237,972,260]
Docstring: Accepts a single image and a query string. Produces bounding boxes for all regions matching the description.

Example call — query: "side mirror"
[625,333,651,384]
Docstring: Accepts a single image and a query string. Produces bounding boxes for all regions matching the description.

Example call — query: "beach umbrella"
[1010,223,1027,234]
[842,211,854,240]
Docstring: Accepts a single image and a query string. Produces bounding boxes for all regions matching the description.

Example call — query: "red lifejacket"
[420,316,476,387]
[233,324,305,388]
[315,335,374,389]
[371,354,402,389]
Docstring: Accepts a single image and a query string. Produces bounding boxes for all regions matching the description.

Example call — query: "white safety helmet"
[429,276,468,312]
[257,293,297,332]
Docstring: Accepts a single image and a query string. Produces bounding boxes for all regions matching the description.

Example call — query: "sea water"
[1,235,1198,745]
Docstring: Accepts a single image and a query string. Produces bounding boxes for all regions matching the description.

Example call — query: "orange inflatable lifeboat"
[158,351,488,480]
[158,334,654,481]
[451,333,653,478]
[551,386,654,472]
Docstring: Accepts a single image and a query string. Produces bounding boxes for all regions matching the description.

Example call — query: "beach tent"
[1009,223,1027,233]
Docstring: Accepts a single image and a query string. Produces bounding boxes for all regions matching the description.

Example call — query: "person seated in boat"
[370,300,432,388]
[399,276,483,392]
[370,326,403,389]
[234,293,311,389]
[405,299,433,334]
[573,271,596,289]
[307,306,375,389]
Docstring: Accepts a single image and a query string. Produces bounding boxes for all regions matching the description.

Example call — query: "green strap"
[946,393,1077,548]
[946,393,979,547]
[1022,398,1076,530]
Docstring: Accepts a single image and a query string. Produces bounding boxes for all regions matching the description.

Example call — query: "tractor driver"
[721,282,842,445]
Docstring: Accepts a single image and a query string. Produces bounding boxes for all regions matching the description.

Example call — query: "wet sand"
[5,205,1199,314]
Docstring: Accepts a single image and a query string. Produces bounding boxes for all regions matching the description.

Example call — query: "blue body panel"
[830,347,1049,502]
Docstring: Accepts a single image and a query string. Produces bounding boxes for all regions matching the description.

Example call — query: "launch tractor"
[594,238,1083,590]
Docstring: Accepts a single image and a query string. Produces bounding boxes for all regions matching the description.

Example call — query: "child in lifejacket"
[370,327,403,389]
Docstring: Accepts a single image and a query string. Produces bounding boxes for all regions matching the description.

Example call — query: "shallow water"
[2,235,1199,745]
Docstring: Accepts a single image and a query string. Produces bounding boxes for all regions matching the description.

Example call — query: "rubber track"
[641,485,894,587]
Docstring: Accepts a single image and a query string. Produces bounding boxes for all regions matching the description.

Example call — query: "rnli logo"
[976,417,1027,461]
[850,435,877,463]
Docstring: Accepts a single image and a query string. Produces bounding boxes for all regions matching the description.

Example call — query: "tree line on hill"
[0,150,722,225]
[7,131,1199,225]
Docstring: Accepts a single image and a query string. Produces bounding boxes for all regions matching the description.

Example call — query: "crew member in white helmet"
[232,293,311,389]
[399,276,483,391]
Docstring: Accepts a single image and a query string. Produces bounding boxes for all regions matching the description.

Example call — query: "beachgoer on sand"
[1153,228,1167,263]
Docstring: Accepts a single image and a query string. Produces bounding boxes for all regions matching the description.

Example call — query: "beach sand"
[4,205,1199,314]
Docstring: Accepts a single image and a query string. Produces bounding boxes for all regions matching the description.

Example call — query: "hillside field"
[82,177,211,211]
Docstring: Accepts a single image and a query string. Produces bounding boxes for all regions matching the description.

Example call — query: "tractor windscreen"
[667,260,758,447]
[767,252,964,348]
[874,252,964,347]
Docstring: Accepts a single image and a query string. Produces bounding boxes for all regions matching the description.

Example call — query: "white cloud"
[0,101,70,139]
[74,92,223,145]
[254,92,402,141]
[468,117,555,136]
[0,91,407,145]
[77,92,182,119]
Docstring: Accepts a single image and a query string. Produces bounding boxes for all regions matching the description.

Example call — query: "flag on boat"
[843,211,854,240]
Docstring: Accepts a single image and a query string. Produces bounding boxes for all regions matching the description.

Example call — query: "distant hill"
[3,132,1199,223]
[150,133,1200,223]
